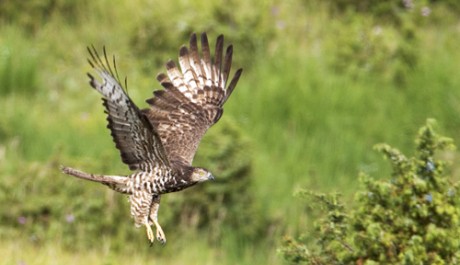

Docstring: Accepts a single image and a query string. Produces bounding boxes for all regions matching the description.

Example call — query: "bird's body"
[61,33,242,244]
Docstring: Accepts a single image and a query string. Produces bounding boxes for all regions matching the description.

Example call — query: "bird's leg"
[149,195,166,244]
[153,219,166,244]
[129,191,157,244]
[145,219,155,243]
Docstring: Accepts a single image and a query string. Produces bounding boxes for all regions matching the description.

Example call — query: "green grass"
[0,238,231,265]
[1,0,460,264]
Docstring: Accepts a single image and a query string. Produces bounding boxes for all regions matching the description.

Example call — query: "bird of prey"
[61,33,242,244]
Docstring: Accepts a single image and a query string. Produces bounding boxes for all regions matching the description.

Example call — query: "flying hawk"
[61,33,242,244]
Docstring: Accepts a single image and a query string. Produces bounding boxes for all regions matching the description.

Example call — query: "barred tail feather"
[61,166,127,185]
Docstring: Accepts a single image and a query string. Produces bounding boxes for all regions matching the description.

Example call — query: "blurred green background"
[1,0,460,264]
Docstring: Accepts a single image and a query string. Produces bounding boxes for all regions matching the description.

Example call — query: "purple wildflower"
[17,216,26,225]
[421,7,431,17]
[65,214,75,223]
[402,0,414,10]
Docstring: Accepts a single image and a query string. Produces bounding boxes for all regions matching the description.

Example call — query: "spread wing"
[142,33,243,166]
[87,46,170,171]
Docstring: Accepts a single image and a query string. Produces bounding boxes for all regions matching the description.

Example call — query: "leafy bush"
[129,0,275,71]
[0,0,88,34]
[323,8,421,84]
[319,0,449,84]
[280,119,460,264]
[322,0,448,22]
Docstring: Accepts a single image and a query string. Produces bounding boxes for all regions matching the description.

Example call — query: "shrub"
[0,0,88,34]
[322,0,445,23]
[129,0,275,72]
[324,10,420,85]
[319,0,450,84]
[280,119,460,264]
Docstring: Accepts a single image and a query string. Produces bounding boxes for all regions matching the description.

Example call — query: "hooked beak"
[208,174,215,181]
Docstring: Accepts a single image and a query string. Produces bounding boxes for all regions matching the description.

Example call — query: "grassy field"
[1,0,460,264]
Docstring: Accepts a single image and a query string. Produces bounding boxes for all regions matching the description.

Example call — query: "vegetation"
[280,120,460,264]
[0,0,459,264]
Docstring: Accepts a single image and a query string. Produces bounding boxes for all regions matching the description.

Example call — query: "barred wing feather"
[142,33,242,166]
[87,46,169,171]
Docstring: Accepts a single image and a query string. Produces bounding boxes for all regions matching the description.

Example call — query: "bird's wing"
[142,33,243,166]
[87,46,170,171]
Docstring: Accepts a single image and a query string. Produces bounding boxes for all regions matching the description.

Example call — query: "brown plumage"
[61,33,242,244]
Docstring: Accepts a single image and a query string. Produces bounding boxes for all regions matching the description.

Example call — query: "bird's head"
[190,167,215,183]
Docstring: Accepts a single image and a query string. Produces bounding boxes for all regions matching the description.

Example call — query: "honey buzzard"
[61,33,242,244]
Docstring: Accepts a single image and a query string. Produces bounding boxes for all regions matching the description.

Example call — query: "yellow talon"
[153,219,166,244]
[146,224,155,243]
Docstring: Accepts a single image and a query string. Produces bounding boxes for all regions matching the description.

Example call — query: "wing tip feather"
[179,46,189,57]
[190,32,197,43]
[166,60,176,70]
